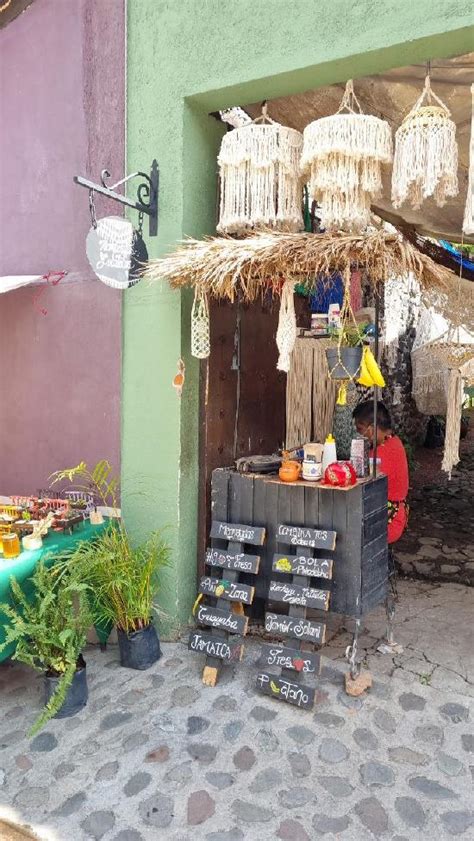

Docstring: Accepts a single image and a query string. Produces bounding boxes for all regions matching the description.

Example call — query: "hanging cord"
[404,72,452,121]
[88,190,97,229]
[327,265,364,381]
[252,99,277,125]
[336,79,363,115]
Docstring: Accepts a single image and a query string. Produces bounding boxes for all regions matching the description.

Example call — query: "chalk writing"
[256,672,315,710]
[205,548,260,574]
[259,643,320,674]
[269,580,330,610]
[276,524,336,550]
[265,612,326,644]
[188,631,243,661]
[210,521,265,546]
[199,576,254,605]
[197,604,248,635]
[273,554,333,579]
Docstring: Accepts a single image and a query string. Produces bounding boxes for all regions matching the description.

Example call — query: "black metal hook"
[74,160,159,236]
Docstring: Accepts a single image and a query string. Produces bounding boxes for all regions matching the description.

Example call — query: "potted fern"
[52,461,170,670]
[0,562,91,735]
[64,526,169,669]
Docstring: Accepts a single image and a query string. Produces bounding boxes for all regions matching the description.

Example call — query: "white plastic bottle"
[322,433,337,473]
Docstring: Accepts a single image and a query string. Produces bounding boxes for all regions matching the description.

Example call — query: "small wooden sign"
[273,554,333,580]
[276,524,336,551]
[259,642,320,674]
[206,548,260,574]
[188,631,243,661]
[199,576,255,605]
[268,580,330,611]
[265,612,326,644]
[210,521,266,546]
[256,672,315,710]
[196,603,248,635]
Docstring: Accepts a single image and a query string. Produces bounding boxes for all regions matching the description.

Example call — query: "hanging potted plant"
[62,525,170,670]
[325,324,365,379]
[0,562,91,735]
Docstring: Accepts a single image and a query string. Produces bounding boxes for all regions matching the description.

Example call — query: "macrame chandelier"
[463,83,474,236]
[301,80,392,232]
[392,74,458,210]
[217,104,304,234]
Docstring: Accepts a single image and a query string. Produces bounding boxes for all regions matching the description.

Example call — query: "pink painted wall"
[0,0,124,494]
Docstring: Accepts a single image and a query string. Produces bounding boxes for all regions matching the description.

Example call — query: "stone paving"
[394,436,474,586]
[0,580,473,841]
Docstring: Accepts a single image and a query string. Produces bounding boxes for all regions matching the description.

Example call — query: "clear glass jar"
[2,532,20,559]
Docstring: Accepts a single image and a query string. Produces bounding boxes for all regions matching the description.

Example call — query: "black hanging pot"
[117,623,161,670]
[44,655,88,719]
[326,346,362,379]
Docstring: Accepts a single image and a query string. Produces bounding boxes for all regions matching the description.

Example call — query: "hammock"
[286,337,338,449]
[412,303,474,475]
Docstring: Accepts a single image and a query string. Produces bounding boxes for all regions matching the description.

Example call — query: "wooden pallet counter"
[211,468,389,620]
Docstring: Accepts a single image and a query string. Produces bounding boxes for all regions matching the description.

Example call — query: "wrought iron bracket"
[73,159,159,236]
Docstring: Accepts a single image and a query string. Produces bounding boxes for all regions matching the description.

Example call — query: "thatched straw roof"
[142,229,452,303]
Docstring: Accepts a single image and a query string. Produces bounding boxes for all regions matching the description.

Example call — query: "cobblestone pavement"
[394,435,474,586]
[0,581,473,841]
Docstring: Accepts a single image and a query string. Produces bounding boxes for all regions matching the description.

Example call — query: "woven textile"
[301,80,392,232]
[286,337,338,449]
[463,84,474,236]
[276,281,297,372]
[191,290,211,359]
[217,121,303,234]
[392,76,458,210]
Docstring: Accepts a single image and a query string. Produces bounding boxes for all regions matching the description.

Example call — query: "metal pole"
[372,288,381,478]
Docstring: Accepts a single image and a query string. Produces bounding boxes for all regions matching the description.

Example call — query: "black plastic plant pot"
[44,656,88,719]
[326,346,363,379]
[117,623,162,670]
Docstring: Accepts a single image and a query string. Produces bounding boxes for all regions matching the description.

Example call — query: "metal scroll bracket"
[73,159,159,237]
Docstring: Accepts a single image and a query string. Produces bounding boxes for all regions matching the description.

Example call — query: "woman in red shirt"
[352,400,409,544]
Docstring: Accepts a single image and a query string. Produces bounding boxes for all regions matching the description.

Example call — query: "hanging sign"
[86,216,147,289]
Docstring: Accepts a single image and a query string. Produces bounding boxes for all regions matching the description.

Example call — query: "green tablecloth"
[0,521,109,660]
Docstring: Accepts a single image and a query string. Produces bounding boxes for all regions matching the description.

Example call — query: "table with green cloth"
[0,521,110,661]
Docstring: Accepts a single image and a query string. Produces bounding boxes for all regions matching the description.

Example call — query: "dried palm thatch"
[142,229,451,303]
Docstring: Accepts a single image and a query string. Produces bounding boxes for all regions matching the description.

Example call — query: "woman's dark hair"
[352,400,392,430]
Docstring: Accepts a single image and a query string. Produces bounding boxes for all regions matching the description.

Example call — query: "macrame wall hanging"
[391,74,458,210]
[217,104,304,234]
[276,280,297,372]
[462,83,474,236]
[191,288,211,359]
[301,80,392,232]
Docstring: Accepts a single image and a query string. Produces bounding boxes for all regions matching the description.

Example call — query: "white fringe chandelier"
[301,80,392,232]
[217,104,303,234]
[391,74,459,210]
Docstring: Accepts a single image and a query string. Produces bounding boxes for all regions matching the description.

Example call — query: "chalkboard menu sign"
[190,519,263,686]
[255,519,337,712]
[210,521,265,545]
[256,672,315,710]
[276,524,336,550]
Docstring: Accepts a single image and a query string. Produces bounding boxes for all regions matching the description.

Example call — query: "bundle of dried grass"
[142,228,451,303]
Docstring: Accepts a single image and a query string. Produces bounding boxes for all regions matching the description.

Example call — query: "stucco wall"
[125,0,473,633]
[0,0,124,494]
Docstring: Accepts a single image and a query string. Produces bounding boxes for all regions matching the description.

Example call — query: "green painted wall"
[125,0,473,636]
